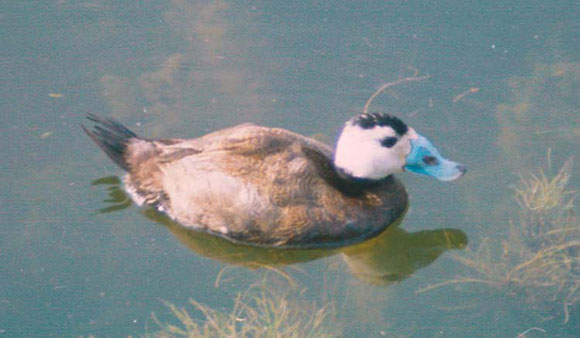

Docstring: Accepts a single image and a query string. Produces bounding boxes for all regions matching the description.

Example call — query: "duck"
[83,112,466,248]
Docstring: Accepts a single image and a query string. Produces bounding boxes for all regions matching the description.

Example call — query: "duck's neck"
[333,167,391,195]
[302,146,389,197]
[335,167,387,186]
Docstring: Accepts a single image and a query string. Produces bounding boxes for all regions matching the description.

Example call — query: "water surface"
[1,0,579,336]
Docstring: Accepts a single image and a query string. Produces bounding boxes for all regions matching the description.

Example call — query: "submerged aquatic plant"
[418,157,578,323]
[149,283,339,337]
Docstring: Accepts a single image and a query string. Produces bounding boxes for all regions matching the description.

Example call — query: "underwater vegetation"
[148,281,339,338]
[418,157,578,323]
[100,0,272,135]
[495,61,580,172]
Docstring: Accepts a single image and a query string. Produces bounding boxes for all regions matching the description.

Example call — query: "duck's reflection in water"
[143,207,335,268]
[93,176,467,284]
[341,220,467,285]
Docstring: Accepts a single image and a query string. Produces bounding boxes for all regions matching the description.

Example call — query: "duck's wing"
[123,123,332,205]
[153,123,332,158]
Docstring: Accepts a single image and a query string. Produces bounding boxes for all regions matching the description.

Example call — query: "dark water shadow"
[91,176,132,213]
[91,176,468,283]
[342,223,468,285]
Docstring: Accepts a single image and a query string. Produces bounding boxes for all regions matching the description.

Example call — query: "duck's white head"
[334,113,466,181]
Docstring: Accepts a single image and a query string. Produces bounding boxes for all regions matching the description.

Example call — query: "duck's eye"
[423,155,439,166]
[380,136,398,148]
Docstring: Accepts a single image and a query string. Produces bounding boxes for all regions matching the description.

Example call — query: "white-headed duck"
[83,113,465,248]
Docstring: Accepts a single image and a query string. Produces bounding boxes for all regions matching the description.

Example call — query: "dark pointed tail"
[82,114,138,171]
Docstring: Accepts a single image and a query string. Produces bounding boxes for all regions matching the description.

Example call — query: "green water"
[2,1,579,336]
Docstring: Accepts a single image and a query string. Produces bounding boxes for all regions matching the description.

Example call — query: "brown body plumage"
[84,115,409,248]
